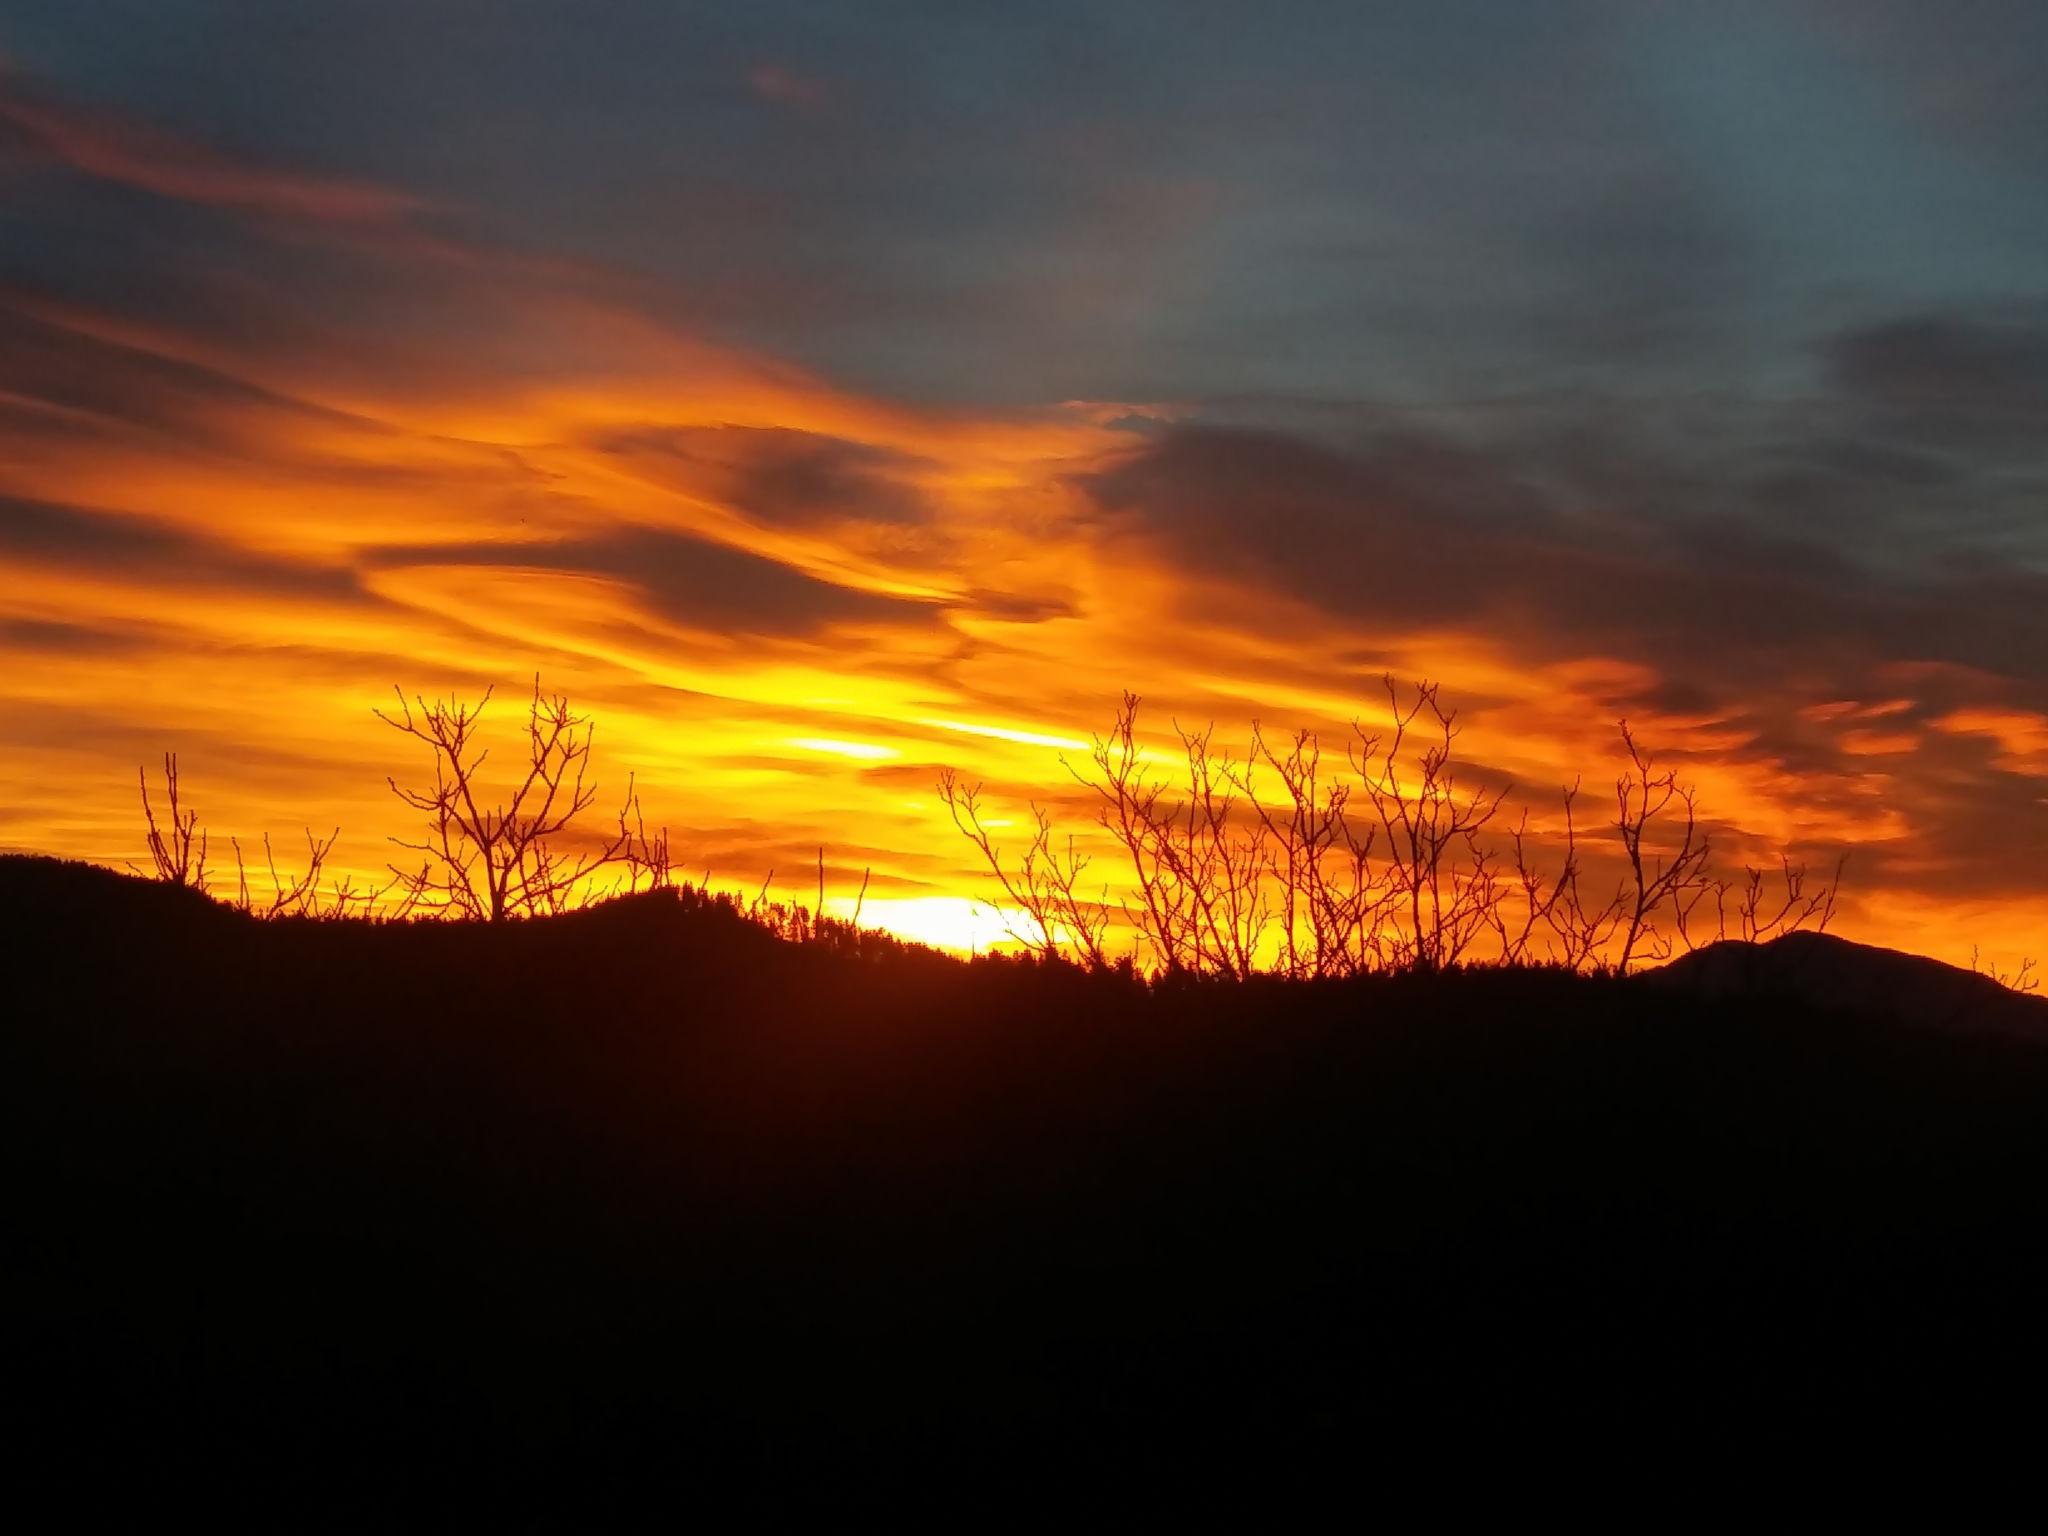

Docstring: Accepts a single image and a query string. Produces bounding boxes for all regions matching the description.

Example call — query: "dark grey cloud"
[361,528,931,637]
[1822,313,2048,452]
[0,494,362,603]
[0,302,353,449]
[1078,414,2048,704]
[591,426,932,532]
[1722,310,2048,561]
[0,492,937,666]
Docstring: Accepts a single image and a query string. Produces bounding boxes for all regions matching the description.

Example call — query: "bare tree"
[376,677,630,921]
[944,686,1550,976]
[1530,782,1629,970]
[939,768,1112,966]
[1247,723,1396,978]
[1070,697,1275,978]
[1492,805,1566,968]
[937,684,1845,980]
[1351,677,1507,973]
[1723,854,1845,945]
[1611,722,1715,974]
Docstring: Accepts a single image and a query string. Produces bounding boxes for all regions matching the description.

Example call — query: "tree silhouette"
[1611,722,1713,974]
[1074,695,1274,978]
[1246,720,1386,978]
[939,768,1111,966]
[376,677,634,921]
[1351,677,1508,973]
[940,681,1844,978]
[1716,854,1846,947]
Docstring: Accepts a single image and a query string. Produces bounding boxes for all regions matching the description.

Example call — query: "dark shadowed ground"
[7,855,2048,1521]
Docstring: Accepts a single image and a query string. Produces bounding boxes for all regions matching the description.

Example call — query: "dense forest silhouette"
[11,677,2048,1518]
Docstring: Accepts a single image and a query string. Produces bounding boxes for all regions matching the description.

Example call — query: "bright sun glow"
[789,738,898,761]
[834,895,1035,954]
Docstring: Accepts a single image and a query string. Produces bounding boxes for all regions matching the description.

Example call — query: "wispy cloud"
[0,71,422,225]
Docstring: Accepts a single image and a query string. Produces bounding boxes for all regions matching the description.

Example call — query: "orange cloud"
[1933,709,2048,777]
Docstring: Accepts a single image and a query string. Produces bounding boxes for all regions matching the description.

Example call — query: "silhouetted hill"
[1648,930,2048,1035]
[0,852,239,938]
[8,854,2048,1517]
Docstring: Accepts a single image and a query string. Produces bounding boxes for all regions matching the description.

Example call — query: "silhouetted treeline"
[7,853,2048,1519]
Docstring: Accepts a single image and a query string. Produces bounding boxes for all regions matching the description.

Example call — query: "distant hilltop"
[1647,929,2048,1037]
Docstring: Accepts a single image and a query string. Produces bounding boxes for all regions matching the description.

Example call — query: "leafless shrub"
[1072,696,1273,978]
[612,776,674,895]
[1350,678,1508,974]
[1247,722,1390,978]
[1973,947,2040,996]
[375,676,631,921]
[136,752,209,892]
[940,681,1844,980]
[137,756,388,920]
[231,827,342,918]
[318,872,384,921]
[1501,782,1629,970]
[1713,854,1846,946]
[939,767,1112,966]
[1066,680,1512,977]
[1610,723,1715,974]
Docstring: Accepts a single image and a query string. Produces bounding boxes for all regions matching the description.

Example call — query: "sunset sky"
[2,2,2045,965]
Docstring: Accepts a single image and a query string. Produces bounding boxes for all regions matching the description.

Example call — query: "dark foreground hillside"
[8,854,2048,1518]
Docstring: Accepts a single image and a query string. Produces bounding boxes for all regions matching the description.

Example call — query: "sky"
[1,0,2045,964]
